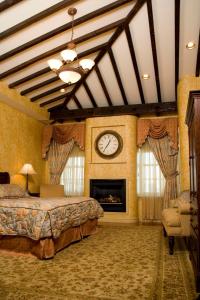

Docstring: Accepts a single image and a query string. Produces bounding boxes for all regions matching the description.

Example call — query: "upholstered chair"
[161,191,190,254]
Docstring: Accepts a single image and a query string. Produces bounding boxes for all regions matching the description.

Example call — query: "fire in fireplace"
[90,179,126,212]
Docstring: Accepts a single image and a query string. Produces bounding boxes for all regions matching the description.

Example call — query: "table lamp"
[19,163,36,193]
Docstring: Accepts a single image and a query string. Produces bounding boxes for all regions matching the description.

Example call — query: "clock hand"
[103,139,111,152]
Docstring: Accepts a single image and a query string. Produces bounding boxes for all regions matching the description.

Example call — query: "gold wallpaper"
[0,81,48,121]
[0,100,47,192]
[178,76,200,192]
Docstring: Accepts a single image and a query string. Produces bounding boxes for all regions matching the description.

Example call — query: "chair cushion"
[169,190,190,208]
[179,190,190,201]
[162,208,181,227]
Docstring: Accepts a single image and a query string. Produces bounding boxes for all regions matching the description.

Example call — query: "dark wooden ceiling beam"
[9,43,106,88]
[95,65,113,106]
[21,77,58,95]
[63,0,146,108]
[9,68,50,88]
[83,82,98,108]
[0,19,123,80]
[49,101,177,121]
[72,95,82,109]
[125,25,145,104]
[108,48,128,105]
[196,30,200,77]
[0,0,80,40]
[147,0,161,102]
[40,93,69,107]
[0,0,133,61]
[31,83,70,102]
[0,0,23,12]
[175,0,180,100]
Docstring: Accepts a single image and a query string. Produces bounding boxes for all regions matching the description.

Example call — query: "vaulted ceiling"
[0,0,199,122]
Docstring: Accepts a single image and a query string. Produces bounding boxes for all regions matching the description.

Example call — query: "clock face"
[95,130,123,159]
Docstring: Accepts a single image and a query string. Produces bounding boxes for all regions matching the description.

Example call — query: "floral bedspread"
[0,197,104,240]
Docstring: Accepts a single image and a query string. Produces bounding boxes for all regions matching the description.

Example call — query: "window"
[137,142,165,197]
[60,145,85,196]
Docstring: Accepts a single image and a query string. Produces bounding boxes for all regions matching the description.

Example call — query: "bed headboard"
[0,172,10,184]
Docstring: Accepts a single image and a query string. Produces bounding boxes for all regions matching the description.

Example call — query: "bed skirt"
[0,218,98,259]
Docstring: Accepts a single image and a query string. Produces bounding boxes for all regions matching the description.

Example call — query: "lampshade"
[19,163,36,175]
[61,49,77,62]
[48,59,63,70]
[79,59,95,70]
[58,66,82,84]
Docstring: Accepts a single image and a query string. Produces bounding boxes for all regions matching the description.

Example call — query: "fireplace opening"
[90,179,126,212]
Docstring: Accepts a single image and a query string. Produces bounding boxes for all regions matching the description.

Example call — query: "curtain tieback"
[166,171,179,180]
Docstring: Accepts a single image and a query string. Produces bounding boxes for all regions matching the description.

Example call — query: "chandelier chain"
[70,14,75,42]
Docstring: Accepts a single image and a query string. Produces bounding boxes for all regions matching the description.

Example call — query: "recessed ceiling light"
[186,41,195,50]
[142,74,150,80]
[60,88,65,93]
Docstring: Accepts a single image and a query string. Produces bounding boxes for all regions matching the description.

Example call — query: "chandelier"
[47,7,95,85]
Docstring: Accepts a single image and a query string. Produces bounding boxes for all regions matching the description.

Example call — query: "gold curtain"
[42,124,85,159]
[137,118,178,150]
[48,139,75,184]
[137,117,179,208]
[148,136,178,208]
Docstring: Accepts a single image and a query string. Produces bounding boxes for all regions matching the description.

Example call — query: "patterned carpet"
[0,224,198,300]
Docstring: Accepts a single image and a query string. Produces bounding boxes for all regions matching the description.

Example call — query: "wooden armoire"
[186,90,200,292]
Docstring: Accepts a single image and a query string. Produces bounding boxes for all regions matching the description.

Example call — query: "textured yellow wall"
[0,101,47,192]
[178,76,200,191]
[0,81,48,122]
[85,115,137,223]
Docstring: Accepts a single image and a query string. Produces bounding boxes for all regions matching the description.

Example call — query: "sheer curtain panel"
[137,141,165,222]
[60,145,85,196]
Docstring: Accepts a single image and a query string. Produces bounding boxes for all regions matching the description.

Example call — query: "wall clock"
[95,130,123,159]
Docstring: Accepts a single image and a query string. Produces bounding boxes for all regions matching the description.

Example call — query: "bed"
[0,172,104,259]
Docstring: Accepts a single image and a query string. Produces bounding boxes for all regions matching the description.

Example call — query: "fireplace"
[90,179,126,212]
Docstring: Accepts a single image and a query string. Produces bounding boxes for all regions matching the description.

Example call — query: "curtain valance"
[42,123,85,158]
[137,118,178,150]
